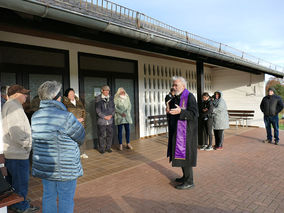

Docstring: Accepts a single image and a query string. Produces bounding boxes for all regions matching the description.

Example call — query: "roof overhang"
[0,0,283,78]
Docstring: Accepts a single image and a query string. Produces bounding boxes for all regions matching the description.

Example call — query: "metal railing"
[37,0,284,73]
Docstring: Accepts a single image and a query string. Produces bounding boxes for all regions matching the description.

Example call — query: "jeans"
[264,115,279,141]
[42,179,77,213]
[5,159,30,211]
[117,123,130,144]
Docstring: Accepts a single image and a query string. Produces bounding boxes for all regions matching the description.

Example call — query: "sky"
[110,0,284,71]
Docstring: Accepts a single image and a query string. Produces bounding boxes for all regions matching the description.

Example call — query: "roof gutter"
[1,0,283,77]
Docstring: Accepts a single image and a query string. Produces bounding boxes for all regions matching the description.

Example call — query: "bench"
[147,115,168,131]
[0,154,24,212]
[228,110,255,128]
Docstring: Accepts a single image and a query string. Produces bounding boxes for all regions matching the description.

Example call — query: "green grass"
[279,113,284,130]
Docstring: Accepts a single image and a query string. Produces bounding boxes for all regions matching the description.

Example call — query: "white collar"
[71,99,76,106]
[102,94,109,99]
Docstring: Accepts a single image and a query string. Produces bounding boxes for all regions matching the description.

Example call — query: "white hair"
[172,76,187,87]
[38,81,62,100]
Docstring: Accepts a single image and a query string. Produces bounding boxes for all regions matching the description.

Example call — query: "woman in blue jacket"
[31,81,85,213]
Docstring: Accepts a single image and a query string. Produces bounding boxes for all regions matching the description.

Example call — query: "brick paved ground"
[27,127,284,213]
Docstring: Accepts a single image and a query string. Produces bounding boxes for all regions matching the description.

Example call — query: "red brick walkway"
[30,128,284,213]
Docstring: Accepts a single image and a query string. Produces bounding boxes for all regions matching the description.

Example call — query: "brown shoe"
[119,144,123,151]
[263,139,272,143]
[126,144,133,150]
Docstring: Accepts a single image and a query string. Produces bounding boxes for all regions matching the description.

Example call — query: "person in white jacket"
[212,91,229,150]
[2,84,39,213]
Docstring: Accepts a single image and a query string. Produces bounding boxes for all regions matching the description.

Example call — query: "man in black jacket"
[260,87,283,145]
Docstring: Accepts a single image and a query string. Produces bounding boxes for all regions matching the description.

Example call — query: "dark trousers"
[97,125,113,152]
[5,159,30,211]
[214,129,224,147]
[182,167,193,184]
[264,115,279,141]
[118,123,130,144]
[202,118,213,146]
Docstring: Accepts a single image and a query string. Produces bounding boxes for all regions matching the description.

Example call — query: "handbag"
[0,170,14,199]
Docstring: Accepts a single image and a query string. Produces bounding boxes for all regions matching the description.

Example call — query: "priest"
[166,76,198,190]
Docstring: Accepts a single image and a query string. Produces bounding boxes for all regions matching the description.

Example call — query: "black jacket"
[260,94,283,116]
[167,91,198,167]
[200,99,213,120]
[165,93,175,106]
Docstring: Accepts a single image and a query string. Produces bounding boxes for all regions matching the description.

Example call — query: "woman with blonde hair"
[114,87,133,150]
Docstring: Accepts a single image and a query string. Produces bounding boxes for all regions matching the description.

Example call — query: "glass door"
[0,41,69,121]
[83,76,108,149]
[26,73,63,121]
[114,78,136,141]
[79,52,139,149]
[1,72,17,86]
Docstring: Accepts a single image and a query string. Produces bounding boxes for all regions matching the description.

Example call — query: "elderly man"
[32,81,85,213]
[2,84,39,212]
[96,85,115,154]
[166,76,198,190]
[260,87,283,145]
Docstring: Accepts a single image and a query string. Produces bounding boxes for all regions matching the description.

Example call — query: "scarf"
[174,89,190,160]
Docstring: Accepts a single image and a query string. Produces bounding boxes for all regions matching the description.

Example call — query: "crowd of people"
[164,76,283,190]
[199,90,230,151]
[1,76,283,212]
[0,82,133,213]
[166,85,230,153]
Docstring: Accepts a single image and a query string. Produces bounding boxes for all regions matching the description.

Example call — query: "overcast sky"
[111,0,284,70]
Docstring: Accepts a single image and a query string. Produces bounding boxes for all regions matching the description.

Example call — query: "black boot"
[175,176,185,183]
[175,182,195,190]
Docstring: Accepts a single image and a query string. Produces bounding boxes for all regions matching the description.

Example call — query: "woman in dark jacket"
[200,92,213,151]
[63,88,88,159]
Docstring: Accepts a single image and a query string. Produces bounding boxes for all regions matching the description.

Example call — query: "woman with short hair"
[31,81,85,213]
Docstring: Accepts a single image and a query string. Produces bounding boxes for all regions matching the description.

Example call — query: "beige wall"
[212,67,265,127]
[0,30,202,137]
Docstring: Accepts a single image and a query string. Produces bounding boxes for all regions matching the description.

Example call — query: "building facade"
[1,0,280,149]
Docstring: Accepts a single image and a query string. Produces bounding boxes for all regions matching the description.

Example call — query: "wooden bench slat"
[228,110,255,113]
[228,110,255,128]
[229,114,254,117]
[148,115,168,129]
[0,192,24,208]
[0,154,25,208]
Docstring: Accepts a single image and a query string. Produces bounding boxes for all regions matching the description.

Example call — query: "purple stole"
[174,89,190,160]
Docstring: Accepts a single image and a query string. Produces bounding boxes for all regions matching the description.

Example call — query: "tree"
[266,77,284,100]
[273,84,284,101]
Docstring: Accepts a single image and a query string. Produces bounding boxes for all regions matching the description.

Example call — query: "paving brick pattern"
[26,127,284,213]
